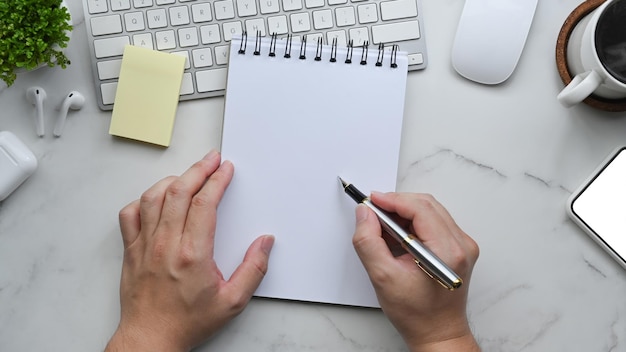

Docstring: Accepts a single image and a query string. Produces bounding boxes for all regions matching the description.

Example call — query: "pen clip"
[414,259,458,291]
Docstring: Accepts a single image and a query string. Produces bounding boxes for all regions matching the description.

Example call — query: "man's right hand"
[352,192,480,352]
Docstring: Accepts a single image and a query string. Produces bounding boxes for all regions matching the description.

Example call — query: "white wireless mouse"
[451,0,538,85]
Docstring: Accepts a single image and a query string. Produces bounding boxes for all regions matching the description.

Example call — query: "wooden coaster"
[556,0,626,112]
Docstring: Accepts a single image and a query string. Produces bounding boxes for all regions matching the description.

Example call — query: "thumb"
[352,204,395,273]
[227,235,275,303]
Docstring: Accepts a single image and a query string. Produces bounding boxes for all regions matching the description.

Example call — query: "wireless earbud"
[26,87,47,137]
[53,91,85,137]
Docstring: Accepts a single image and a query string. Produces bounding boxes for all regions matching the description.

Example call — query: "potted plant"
[0,0,73,87]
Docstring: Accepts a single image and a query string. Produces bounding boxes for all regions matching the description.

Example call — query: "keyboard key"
[170,6,191,26]
[111,0,131,11]
[223,21,243,41]
[348,27,369,46]
[245,18,266,36]
[327,30,347,47]
[290,13,310,32]
[87,0,108,14]
[307,32,323,43]
[200,24,222,44]
[191,3,213,22]
[101,82,118,105]
[180,73,194,95]
[133,0,152,9]
[192,48,213,67]
[237,0,258,17]
[335,7,356,27]
[196,68,228,92]
[178,27,199,47]
[313,10,333,30]
[328,0,347,5]
[156,0,176,4]
[97,59,123,80]
[214,0,236,20]
[260,0,280,14]
[155,30,177,50]
[214,45,230,65]
[91,15,123,36]
[133,0,153,8]
[357,4,378,24]
[282,0,303,12]
[380,0,417,21]
[172,51,191,68]
[408,53,423,65]
[268,16,288,34]
[371,20,419,43]
[133,33,154,49]
[305,0,325,8]
[124,12,145,32]
[94,36,129,58]
[147,9,168,28]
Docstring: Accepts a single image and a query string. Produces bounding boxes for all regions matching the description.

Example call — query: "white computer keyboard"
[84,0,428,110]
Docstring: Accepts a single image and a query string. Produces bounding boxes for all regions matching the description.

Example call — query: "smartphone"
[567,146,626,269]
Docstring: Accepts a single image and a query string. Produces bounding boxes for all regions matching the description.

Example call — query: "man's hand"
[353,192,480,352]
[106,151,274,352]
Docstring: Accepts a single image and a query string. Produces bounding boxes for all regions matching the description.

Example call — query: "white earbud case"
[0,131,37,201]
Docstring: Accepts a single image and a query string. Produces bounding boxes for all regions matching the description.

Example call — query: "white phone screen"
[570,147,626,262]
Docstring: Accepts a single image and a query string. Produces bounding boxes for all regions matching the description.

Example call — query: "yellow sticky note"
[109,45,185,147]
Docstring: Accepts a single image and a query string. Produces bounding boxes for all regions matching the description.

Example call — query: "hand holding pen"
[349,190,480,351]
[340,178,463,290]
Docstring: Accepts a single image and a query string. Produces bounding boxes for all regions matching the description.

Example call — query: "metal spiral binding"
[345,40,354,64]
[238,31,248,54]
[269,33,277,57]
[360,41,369,65]
[240,32,400,69]
[376,43,384,67]
[253,30,262,55]
[299,36,307,60]
[314,37,323,61]
[284,34,292,58]
[390,45,398,68]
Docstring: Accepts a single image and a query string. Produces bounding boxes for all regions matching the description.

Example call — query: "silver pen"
[339,177,462,290]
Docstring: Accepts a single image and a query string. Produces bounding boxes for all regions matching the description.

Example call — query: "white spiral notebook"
[215,35,408,308]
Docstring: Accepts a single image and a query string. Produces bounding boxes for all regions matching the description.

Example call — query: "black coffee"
[595,0,626,84]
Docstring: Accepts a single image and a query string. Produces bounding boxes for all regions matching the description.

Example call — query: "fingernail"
[355,204,369,223]
[203,150,219,160]
[371,191,383,198]
[261,235,275,255]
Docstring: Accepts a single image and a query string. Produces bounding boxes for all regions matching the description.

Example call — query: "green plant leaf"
[0,0,73,86]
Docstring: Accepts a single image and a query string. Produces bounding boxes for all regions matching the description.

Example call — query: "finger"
[370,192,455,244]
[371,192,448,222]
[225,235,275,310]
[158,151,221,236]
[371,192,479,271]
[119,200,141,248]
[352,204,399,279]
[185,160,234,250]
[373,192,476,250]
[139,176,177,237]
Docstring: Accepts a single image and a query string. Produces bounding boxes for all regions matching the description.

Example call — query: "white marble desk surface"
[1,0,626,351]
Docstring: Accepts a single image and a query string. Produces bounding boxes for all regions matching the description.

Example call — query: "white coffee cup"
[557,0,626,107]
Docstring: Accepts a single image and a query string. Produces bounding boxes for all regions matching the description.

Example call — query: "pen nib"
[337,176,348,189]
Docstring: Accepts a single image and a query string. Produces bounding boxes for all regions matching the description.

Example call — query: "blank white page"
[216,36,408,308]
